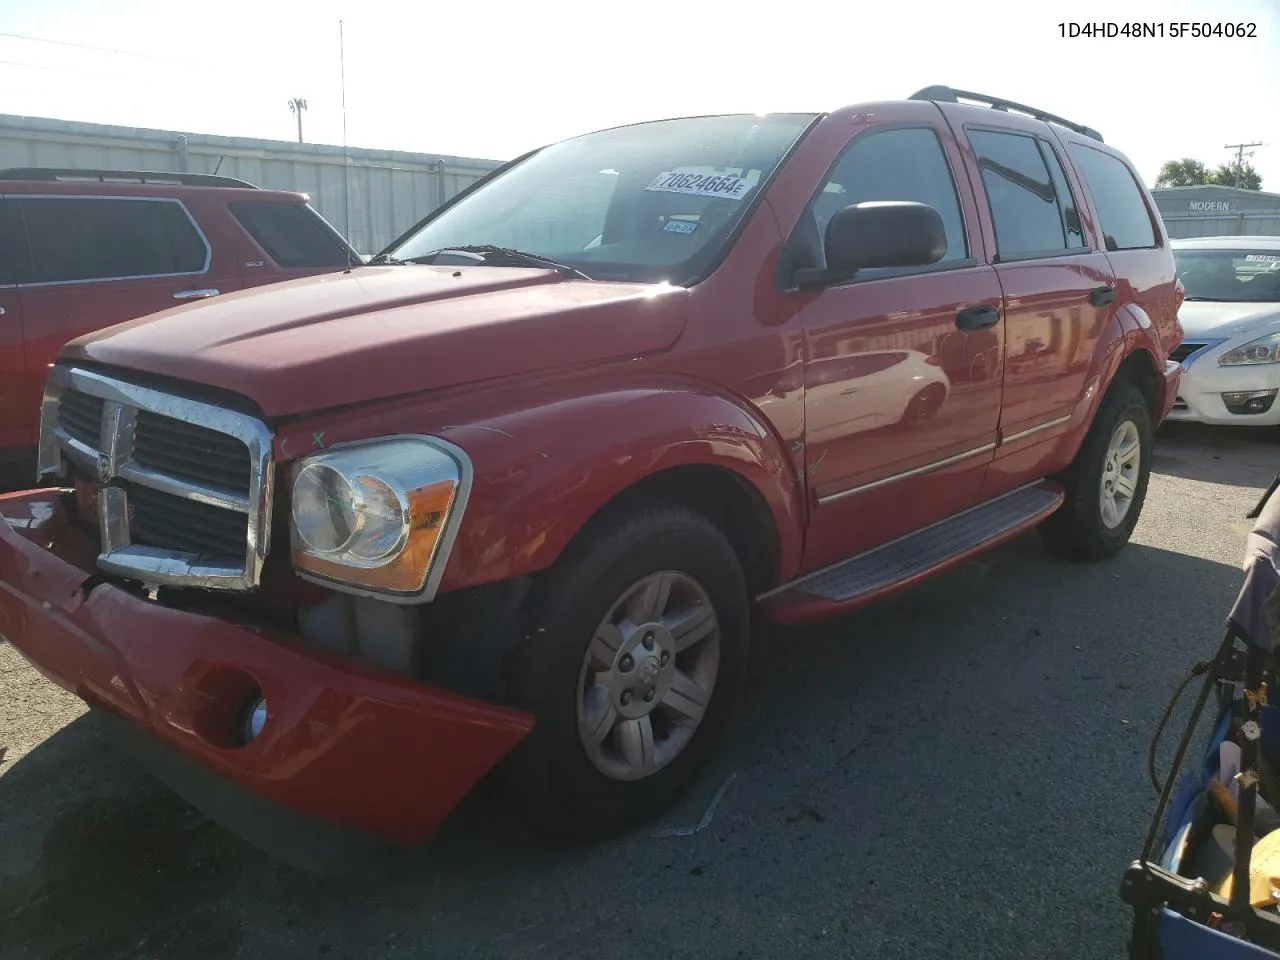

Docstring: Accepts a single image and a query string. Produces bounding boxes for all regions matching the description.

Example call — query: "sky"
[0,0,1278,190]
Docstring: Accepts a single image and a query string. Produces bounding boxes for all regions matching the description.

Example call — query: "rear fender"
[272,377,806,594]
[1109,302,1167,415]
[1052,302,1162,472]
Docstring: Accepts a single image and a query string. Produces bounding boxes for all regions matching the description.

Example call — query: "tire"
[1039,379,1153,561]
[504,503,750,840]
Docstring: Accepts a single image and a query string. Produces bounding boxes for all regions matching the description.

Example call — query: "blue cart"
[1123,474,1280,958]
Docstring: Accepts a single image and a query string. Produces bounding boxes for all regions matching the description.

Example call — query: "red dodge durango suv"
[0,87,1183,868]
[0,168,359,487]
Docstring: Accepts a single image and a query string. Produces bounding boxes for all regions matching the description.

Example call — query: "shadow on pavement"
[0,713,251,960]
[1153,421,1279,488]
[0,530,1249,960]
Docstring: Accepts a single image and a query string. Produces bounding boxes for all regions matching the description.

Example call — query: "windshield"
[1174,248,1280,302]
[385,113,818,284]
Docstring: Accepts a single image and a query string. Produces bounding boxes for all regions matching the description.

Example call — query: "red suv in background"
[0,168,359,486]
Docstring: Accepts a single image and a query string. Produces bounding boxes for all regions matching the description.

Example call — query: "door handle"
[0,307,6,316]
[1089,285,1117,307]
[955,305,1000,331]
[173,288,219,300]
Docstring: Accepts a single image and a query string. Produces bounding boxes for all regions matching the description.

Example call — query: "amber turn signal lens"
[293,478,458,594]
[288,436,470,599]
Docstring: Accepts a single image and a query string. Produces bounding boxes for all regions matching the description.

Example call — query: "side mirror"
[795,201,947,288]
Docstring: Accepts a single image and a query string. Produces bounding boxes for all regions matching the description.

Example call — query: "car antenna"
[340,18,355,274]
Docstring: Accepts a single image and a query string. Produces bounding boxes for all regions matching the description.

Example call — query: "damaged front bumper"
[0,489,534,867]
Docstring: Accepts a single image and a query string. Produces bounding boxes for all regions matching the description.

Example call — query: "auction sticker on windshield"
[646,170,756,200]
[662,219,700,235]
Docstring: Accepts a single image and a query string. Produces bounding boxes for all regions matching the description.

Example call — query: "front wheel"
[1039,380,1153,560]
[504,504,750,839]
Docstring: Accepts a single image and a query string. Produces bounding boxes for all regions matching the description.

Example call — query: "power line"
[0,30,226,71]
[0,57,144,82]
[0,31,179,63]
[0,58,346,146]
[0,32,355,146]
[0,55,292,98]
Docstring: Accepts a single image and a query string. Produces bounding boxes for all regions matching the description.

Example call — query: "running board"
[760,482,1065,624]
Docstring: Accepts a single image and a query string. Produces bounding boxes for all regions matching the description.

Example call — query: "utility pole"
[288,98,308,143]
[1224,141,1263,186]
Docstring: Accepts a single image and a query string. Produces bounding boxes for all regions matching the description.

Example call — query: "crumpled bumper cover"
[0,489,534,850]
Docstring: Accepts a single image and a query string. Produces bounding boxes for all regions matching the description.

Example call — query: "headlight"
[289,436,471,600]
[1220,331,1280,366]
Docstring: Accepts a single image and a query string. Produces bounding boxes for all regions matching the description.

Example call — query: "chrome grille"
[1170,342,1205,364]
[128,483,250,560]
[57,391,105,447]
[134,411,253,496]
[37,366,274,591]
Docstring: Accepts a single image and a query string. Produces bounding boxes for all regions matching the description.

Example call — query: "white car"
[1168,235,1280,427]
[806,349,952,444]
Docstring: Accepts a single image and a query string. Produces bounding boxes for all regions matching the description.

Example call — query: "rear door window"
[228,201,354,268]
[1038,144,1086,249]
[1068,144,1158,251]
[966,129,1078,260]
[18,197,208,283]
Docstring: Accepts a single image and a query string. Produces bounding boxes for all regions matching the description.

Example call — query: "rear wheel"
[504,504,750,839]
[1039,380,1153,560]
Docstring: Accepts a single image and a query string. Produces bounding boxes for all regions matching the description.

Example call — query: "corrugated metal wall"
[0,114,505,254]
[1153,186,1280,239]
[1162,214,1280,239]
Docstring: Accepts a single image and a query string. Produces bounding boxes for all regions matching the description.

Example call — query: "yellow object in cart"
[1215,826,1280,907]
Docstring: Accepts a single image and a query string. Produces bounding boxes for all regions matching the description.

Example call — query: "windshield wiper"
[402,245,593,280]
[366,252,407,265]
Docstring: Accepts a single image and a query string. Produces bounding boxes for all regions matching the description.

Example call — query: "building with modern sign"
[1152,185,1280,239]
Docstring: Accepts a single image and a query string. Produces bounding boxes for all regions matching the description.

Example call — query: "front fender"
[272,376,806,595]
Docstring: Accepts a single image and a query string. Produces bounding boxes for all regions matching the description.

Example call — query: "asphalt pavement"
[1,420,1277,960]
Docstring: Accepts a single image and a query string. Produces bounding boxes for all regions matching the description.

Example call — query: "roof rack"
[909,85,1104,143]
[0,167,258,188]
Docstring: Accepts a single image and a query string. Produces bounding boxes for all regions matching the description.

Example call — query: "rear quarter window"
[228,201,354,268]
[19,197,207,283]
[1067,145,1158,251]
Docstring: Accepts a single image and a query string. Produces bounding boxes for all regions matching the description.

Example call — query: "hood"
[1179,300,1280,341]
[65,266,690,419]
